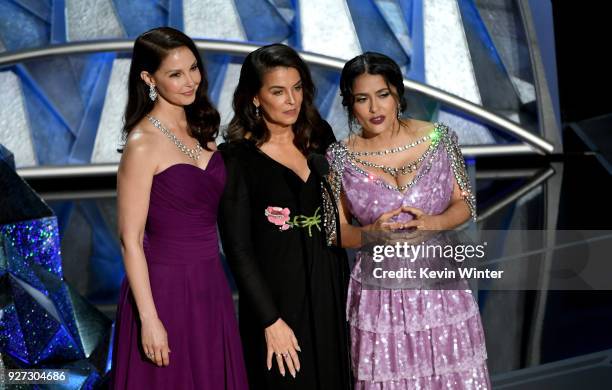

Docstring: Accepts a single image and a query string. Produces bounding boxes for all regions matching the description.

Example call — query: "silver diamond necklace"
[348,129,434,157]
[346,125,440,177]
[147,115,203,161]
[349,140,438,178]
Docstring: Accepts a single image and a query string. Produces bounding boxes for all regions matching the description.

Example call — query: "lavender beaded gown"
[111,152,248,390]
[327,124,490,389]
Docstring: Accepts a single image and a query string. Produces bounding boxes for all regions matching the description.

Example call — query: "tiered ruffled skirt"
[349,257,491,389]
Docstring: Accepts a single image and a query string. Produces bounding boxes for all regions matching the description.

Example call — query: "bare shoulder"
[408,118,436,137]
[206,141,217,151]
[343,134,361,150]
[127,116,171,151]
[119,121,162,174]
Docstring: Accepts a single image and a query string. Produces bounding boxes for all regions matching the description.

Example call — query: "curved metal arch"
[0,39,554,155]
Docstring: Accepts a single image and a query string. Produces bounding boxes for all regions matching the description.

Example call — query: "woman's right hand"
[141,316,170,367]
[368,207,405,231]
[265,318,301,378]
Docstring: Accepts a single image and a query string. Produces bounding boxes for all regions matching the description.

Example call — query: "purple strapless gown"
[111,153,248,389]
[327,125,490,389]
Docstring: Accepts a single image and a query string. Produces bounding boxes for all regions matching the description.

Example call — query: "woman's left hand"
[399,206,444,230]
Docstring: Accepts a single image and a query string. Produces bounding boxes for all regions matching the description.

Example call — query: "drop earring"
[149,84,157,102]
[397,104,401,120]
[255,105,260,119]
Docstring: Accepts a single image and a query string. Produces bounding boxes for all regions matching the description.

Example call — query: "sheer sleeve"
[218,144,280,328]
[442,127,477,221]
[320,142,347,247]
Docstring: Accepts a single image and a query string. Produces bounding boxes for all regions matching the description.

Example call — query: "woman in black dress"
[218,43,352,389]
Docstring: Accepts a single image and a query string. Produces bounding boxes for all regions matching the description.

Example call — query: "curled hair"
[339,52,407,132]
[226,43,327,155]
[122,27,219,149]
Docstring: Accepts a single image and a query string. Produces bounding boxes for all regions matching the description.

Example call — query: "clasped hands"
[369,206,442,231]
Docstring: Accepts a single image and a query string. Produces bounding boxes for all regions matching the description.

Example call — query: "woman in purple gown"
[110,27,248,389]
[325,52,491,389]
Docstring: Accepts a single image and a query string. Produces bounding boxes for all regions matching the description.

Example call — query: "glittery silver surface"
[91,58,130,163]
[66,0,124,41]
[300,0,361,59]
[0,71,37,167]
[424,0,494,144]
[424,0,480,104]
[326,92,350,141]
[511,76,536,104]
[437,110,495,145]
[218,62,242,128]
[475,0,533,82]
[0,353,4,386]
[183,0,246,39]
[505,112,520,123]
[376,0,412,53]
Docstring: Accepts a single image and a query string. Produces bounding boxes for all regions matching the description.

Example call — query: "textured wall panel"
[91,59,130,164]
[424,0,493,144]
[424,0,480,104]
[0,1,50,51]
[66,0,124,41]
[511,75,536,104]
[0,71,37,167]
[183,0,246,39]
[300,0,361,59]
[437,110,495,145]
[216,62,243,143]
[326,93,350,142]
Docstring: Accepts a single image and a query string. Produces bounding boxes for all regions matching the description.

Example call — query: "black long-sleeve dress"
[218,128,352,389]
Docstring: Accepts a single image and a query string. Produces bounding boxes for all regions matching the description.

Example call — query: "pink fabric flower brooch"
[265,206,292,231]
[264,206,322,236]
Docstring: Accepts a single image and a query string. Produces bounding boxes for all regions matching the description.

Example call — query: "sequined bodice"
[343,139,453,225]
[326,123,476,226]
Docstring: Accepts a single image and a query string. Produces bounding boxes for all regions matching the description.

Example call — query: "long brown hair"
[225,43,327,155]
[122,27,219,149]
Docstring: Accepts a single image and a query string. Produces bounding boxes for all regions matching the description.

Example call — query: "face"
[351,73,400,136]
[253,66,303,128]
[141,46,201,106]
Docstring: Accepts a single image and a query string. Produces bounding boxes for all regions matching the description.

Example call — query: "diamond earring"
[255,105,260,118]
[149,84,157,102]
[397,104,401,119]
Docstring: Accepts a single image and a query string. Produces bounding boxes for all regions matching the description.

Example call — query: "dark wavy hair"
[339,52,407,132]
[122,27,219,149]
[225,43,327,155]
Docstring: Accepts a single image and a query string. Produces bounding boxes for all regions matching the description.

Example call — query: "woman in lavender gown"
[325,52,491,389]
[110,27,247,389]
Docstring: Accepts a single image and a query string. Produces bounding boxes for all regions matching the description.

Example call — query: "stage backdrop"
[0,0,559,168]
